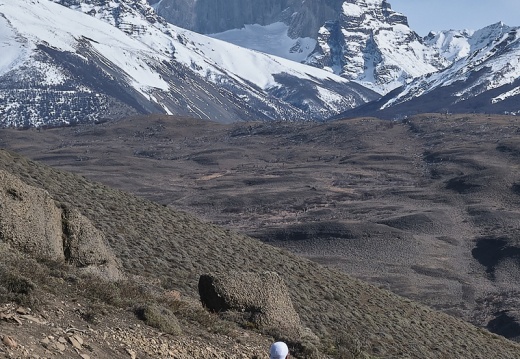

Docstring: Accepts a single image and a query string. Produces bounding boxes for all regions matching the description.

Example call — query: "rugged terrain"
[3,114,520,346]
[153,0,520,114]
[156,0,448,93]
[2,115,520,357]
[0,0,377,127]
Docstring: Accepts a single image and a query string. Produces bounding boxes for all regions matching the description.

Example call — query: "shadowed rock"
[198,271,302,332]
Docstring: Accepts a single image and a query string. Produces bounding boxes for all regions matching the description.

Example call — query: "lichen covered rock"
[198,271,301,332]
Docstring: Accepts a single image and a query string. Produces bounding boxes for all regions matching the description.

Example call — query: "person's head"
[270,341,289,359]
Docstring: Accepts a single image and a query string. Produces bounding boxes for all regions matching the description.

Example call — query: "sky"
[390,0,520,36]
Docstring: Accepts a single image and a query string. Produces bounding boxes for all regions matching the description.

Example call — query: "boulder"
[198,271,301,332]
[62,207,122,280]
[0,170,63,260]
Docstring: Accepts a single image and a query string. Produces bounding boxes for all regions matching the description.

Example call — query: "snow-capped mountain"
[336,22,520,119]
[305,0,449,94]
[424,29,475,63]
[0,0,377,127]
[154,0,449,94]
[386,23,520,111]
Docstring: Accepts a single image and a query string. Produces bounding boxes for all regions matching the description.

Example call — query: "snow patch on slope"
[1,0,171,96]
[492,87,520,103]
[210,22,317,63]
[0,15,30,74]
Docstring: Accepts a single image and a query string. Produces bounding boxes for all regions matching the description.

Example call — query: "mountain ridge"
[0,0,378,127]
[337,22,520,119]
[163,0,449,94]
[153,0,520,114]
[1,0,519,126]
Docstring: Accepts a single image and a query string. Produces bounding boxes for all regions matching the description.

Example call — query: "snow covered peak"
[342,0,406,26]
[0,0,378,127]
[307,0,448,94]
[377,23,520,115]
[469,22,513,53]
[424,30,474,62]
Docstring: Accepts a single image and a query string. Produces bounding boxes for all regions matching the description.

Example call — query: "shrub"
[0,269,37,306]
[134,304,182,335]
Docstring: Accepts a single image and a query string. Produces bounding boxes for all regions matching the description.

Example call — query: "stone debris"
[20,314,47,324]
[55,341,66,352]
[0,312,23,325]
[126,348,137,359]
[0,300,272,359]
[15,307,30,315]
[40,337,51,347]
[2,335,17,349]
[69,335,83,350]
[73,334,84,345]
[1,304,49,326]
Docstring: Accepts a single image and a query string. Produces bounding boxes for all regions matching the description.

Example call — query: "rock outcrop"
[198,272,302,333]
[153,0,344,38]
[0,170,63,260]
[0,170,120,279]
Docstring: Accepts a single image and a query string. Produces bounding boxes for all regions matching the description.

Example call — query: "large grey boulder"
[62,207,122,279]
[198,271,302,332]
[0,170,121,279]
[0,170,63,260]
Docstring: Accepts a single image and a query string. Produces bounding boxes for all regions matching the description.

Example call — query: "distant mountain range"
[339,22,520,119]
[0,0,519,127]
[154,0,448,94]
[0,0,376,127]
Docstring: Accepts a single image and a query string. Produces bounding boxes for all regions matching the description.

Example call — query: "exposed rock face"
[0,170,64,260]
[306,0,448,93]
[151,0,448,94]
[0,170,120,279]
[198,272,302,332]
[62,207,122,280]
[62,207,113,267]
[153,0,344,38]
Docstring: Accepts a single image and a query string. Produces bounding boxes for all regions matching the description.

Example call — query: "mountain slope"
[1,144,520,358]
[154,0,449,94]
[339,22,520,119]
[0,0,378,127]
[6,114,520,343]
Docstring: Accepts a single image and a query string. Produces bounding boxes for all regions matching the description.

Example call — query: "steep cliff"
[153,0,344,38]
[306,0,448,93]
[152,0,448,94]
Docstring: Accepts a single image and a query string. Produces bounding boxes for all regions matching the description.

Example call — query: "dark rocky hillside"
[3,114,520,358]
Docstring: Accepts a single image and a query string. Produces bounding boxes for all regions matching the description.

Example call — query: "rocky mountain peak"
[152,0,449,94]
[305,0,448,93]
